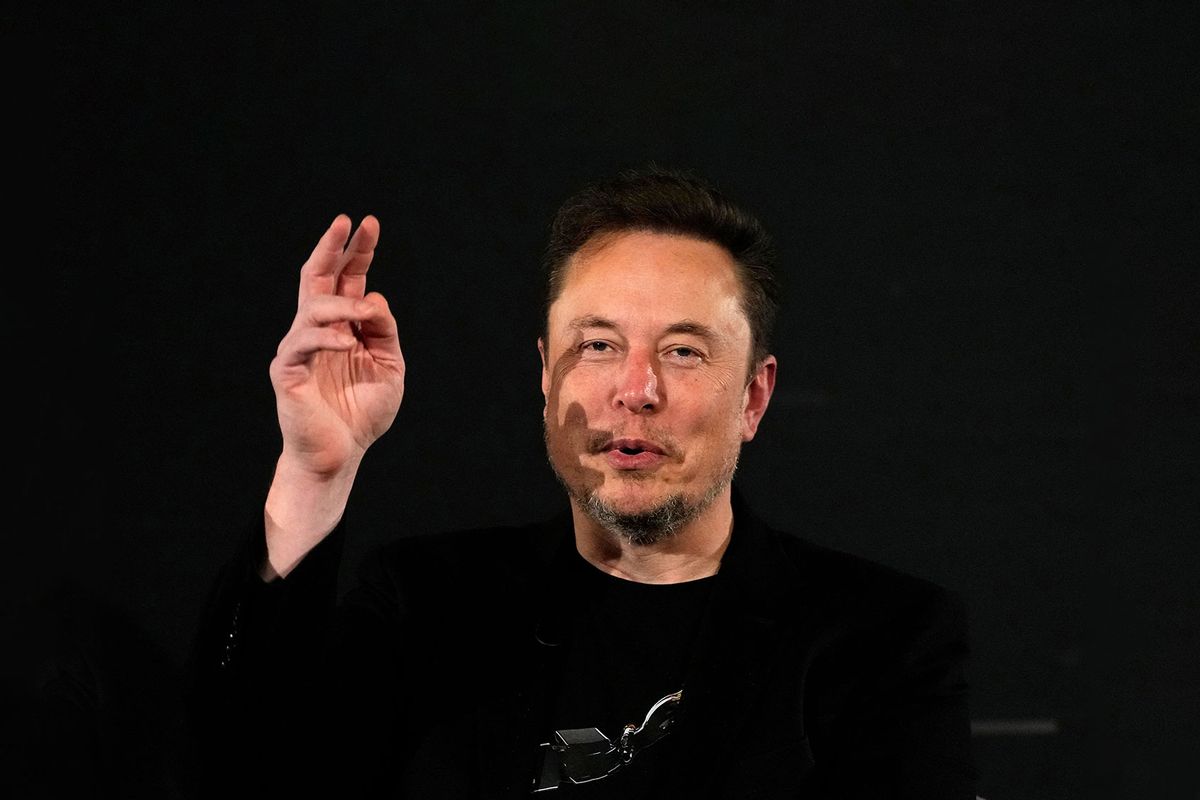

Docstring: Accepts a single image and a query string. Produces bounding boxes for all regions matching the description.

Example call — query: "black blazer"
[188,488,976,799]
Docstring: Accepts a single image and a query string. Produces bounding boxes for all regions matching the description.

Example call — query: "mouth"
[602,438,667,457]
[599,438,668,471]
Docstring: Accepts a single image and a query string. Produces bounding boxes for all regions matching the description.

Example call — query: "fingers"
[276,292,402,368]
[294,295,380,329]
[336,215,380,301]
[297,215,381,304]
[297,215,353,303]
[276,327,358,368]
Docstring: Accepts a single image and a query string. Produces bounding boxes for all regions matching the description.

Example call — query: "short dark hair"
[542,164,779,370]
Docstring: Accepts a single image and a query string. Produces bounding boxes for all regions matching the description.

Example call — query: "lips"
[602,438,667,456]
[600,438,668,470]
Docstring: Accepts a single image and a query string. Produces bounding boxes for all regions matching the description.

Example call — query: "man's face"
[540,230,775,543]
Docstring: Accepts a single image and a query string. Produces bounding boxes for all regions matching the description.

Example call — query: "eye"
[665,345,704,364]
[580,340,615,356]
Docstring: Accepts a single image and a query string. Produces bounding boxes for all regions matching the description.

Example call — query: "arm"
[260,214,404,579]
[186,216,406,793]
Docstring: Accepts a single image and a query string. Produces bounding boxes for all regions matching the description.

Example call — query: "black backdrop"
[6,3,1196,798]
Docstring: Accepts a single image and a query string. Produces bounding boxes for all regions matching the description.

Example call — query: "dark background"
[5,2,1196,798]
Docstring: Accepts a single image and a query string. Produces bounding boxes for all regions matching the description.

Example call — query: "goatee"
[576,481,731,546]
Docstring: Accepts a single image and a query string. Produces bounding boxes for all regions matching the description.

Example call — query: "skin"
[258,219,775,586]
[540,231,776,583]
[261,215,404,580]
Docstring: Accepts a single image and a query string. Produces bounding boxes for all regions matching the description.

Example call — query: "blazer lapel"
[656,489,811,796]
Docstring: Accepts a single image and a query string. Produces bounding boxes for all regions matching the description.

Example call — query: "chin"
[579,478,729,547]
[596,476,675,508]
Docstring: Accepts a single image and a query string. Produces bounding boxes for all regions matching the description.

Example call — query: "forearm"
[261,450,363,580]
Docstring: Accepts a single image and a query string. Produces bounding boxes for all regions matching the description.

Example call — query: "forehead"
[550,231,747,336]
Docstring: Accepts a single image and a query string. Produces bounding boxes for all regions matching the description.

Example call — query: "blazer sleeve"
[184,516,350,794]
[185,517,441,797]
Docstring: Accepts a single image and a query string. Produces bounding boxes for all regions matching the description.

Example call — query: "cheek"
[681,398,748,458]
[678,381,745,427]
[544,386,599,454]
[548,371,607,426]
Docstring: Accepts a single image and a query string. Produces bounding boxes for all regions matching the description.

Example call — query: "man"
[188,166,977,798]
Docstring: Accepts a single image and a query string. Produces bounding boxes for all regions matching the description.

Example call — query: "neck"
[570,485,734,584]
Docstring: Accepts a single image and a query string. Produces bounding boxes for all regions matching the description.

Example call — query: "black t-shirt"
[541,549,718,797]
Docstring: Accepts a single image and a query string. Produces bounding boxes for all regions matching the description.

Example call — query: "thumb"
[356,293,402,359]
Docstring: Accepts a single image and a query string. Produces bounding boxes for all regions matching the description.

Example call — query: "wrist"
[261,451,362,580]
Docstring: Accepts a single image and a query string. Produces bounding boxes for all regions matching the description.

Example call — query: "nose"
[614,352,660,413]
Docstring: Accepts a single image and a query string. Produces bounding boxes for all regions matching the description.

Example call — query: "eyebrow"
[567,315,722,343]
[567,315,619,332]
[663,320,721,342]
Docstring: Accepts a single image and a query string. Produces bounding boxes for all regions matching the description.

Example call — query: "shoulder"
[784,529,965,639]
[745,527,972,698]
[775,529,953,608]
[351,513,568,598]
[375,522,536,562]
[729,497,966,644]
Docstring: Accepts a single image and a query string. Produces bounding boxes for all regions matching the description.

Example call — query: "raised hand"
[269,215,405,477]
[257,215,405,578]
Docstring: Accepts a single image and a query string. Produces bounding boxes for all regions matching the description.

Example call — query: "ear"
[538,337,550,410]
[740,355,777,442]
